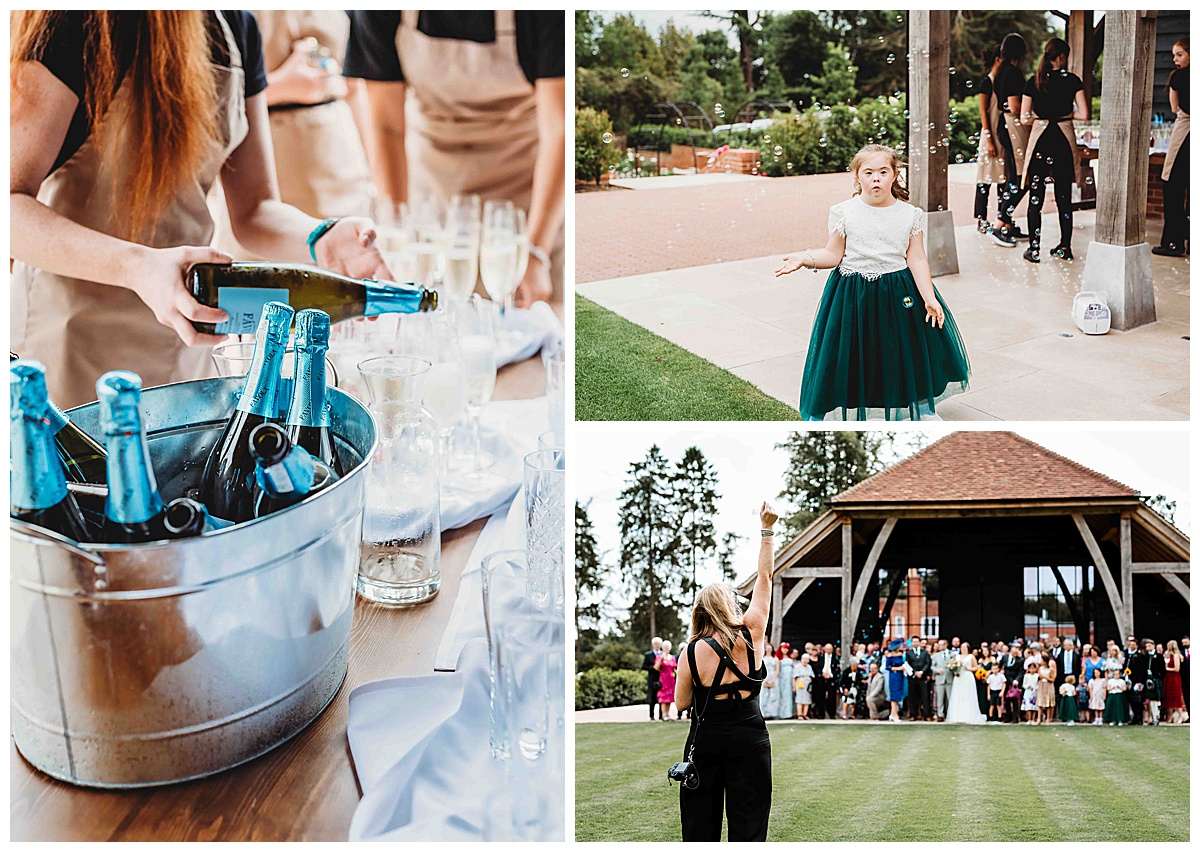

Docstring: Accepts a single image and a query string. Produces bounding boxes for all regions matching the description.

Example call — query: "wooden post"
[771,577,784,647]
[848,517,897,642]
[841,518,853,665]
[1120,513,1134,637]
[908,10,958,276]
[1067,11,1096,103]
[1082,10,1158,329]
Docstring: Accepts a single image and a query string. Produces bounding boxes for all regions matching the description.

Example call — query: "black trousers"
[1160,132,1190,251]
[649,679,661,719]
[680,699,772,842]
[810,679,826,719]
[906,677,930,718]
[997,125,1028,227]
[974,183,1003,221]
[1128,690,1145,724]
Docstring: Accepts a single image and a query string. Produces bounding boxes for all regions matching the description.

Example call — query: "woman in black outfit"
[1154,37,1189,257]
[1019,38,1088,263]
[674,501,775,842]
[991,33,1031,247]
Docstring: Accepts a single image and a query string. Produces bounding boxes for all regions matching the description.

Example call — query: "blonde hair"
[1167,639,1181,655]
[849,144,910,201]
[689,582,744,652]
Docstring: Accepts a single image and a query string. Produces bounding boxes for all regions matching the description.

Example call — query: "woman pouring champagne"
[11,10,390,408]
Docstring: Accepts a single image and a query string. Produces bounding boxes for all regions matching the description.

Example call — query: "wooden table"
[10,352,550,841]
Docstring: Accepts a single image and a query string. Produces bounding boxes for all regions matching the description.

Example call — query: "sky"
[576,427,1189,630]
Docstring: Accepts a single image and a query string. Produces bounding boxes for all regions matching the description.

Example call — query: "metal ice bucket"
[10,376,377,788]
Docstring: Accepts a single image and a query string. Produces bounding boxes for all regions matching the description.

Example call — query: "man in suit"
[813,643,841,720]
[865,662,889,720]
[1126,638,1148,725]
[642,637,663,720]
[1145,638,1166,725]
[905,635,933,720]
[1055,638,1082,692]
[1000,642,1025,722]
[932,638,954,721]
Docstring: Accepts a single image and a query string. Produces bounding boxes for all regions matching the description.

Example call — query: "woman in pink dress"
[655,639,679,720]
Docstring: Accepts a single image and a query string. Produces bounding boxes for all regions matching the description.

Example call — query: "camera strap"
[685,638,723,762]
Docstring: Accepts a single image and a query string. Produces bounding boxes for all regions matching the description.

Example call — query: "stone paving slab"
[577,208,1189,421]
[610,172,758,191]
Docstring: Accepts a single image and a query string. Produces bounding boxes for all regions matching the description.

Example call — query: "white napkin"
[496,302,563,367]
[348,639,503,841]
[435,494,526,671]
[438,396,547,532]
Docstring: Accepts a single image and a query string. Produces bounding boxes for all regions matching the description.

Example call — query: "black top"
[994,62,1026,112]
[1023,69,1084,120]
[343,11,565,86]
[687,626,766,713]
[25,11,267,174]
[977,74,994,98]
[1170,65,1189,115]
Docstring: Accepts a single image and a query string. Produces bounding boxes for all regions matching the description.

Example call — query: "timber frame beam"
[1072,513,1130,639]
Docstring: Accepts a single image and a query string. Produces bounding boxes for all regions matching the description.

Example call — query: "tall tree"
[1143,494,1178,525]
[672,446,720,598]
[575,500,606,669]
[618,445,683,640]
[702,11,763,94]
[575,10,600,69]
[775,431,890,536]
[716,531,744,583]
[759,10,830,99]
[595,13,666,78]
[658,19,695,77]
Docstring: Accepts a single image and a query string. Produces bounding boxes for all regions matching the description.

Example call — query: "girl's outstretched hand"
[760,501,779,529]
[775,255,805,277]
[925,299,945,329]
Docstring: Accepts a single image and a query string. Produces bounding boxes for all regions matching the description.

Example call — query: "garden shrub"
[575,107,622,183]
[575,668,648,711]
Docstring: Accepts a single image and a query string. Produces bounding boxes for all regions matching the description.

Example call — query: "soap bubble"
[887,53,896,64]
[773,145,783,156]
[949,66,956,75]
[602,132,613,144]
[620,68,629,78]
[966,80,974,90]
[786,161,794,170]
[819,137,828,147]
[763,134,771,143]
[724,164,733,173]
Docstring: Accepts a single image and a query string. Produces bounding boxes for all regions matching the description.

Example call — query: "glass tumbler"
[481,549,529,759]
[356,356,441,605]
[523,450,566,614]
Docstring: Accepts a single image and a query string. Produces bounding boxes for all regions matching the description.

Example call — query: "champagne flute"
[481,200,518,315]
[401,194,444,290]
[441,195,482,301]
[456,295,499,475]
[414,314,467,478]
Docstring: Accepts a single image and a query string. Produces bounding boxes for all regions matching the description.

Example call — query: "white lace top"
[828,196,926,280]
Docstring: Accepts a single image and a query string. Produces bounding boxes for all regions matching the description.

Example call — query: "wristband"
[761,529,775,538]
[804,250,818,273]
[529,244,551,272]
[306,217,341,263]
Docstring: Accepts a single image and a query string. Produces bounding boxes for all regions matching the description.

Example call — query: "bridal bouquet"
[947,658,962,675]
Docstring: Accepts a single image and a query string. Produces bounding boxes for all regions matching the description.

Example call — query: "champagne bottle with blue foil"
[10,352,107,483]
[10,360,90,541]
[96,371,170,543]
[200,300,295,523]
[187,262,438,336]
[249,423,335,517]
[285,309,341,475]
[163,497,233,538]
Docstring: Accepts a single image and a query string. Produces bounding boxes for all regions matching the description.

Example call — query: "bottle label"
[216,287,290,335]
[12,420,68,510]
[263,461,295,494]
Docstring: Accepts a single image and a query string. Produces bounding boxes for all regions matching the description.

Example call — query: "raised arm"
[775,228,846,276]
[743,502,779,650]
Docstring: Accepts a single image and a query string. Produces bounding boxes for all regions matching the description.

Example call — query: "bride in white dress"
[944,641,987,725]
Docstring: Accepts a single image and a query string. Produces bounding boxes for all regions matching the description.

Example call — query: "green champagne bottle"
[10,360,90,541]
[200,301,295,523]
[285,309,341,475]
[10,352,107,483]
[249,423,336,518]
[187,262,438,335]
[96,371,168,544]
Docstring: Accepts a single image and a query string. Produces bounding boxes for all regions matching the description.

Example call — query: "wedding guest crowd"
[740,633,1190,726]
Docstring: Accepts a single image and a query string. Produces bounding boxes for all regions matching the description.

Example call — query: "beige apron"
[1021,118,1083,187]
[396,10,564,297]
[12,12,249,408]
[1002,112,1030,183]
[1163,111,1190,181]
[976,73,1005,184]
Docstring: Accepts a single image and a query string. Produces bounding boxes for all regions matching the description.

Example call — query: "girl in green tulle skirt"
[776,145,971,420]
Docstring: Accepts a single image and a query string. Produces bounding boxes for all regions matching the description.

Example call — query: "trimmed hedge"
[575,668,648,711]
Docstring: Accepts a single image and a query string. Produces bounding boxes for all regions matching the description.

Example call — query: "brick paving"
[577,170,986,284]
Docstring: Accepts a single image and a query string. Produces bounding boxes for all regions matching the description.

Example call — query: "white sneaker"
[921,413,944,421]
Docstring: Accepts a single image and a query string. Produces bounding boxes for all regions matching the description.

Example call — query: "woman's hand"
[514,254,553,308]
[314,217,393,282]
[268,38,348,106]
[774,255,806,276]
[925,299,945,329]
[760,501,779,530]
[986,138,998,159]
[125,246,232,346]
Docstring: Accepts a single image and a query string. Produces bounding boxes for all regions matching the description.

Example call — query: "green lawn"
[575,296,803,421]
[576,722,1190,842]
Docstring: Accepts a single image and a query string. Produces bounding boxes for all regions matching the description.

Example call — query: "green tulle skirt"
[799,266,971,420]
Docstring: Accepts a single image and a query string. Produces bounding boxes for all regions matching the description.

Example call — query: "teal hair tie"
[306,218,341,263]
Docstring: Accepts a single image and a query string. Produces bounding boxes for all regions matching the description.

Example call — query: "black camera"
[668,761,699,790]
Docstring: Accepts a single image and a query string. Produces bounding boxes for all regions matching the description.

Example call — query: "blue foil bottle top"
[96,370,164,524]
[287,309,331,428]
[237,300,295,416]
[10,360,67,510]
[255,443,317,498]
[364,280,427,317]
